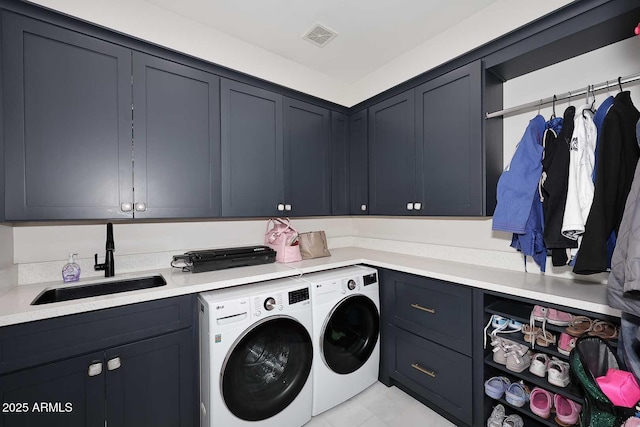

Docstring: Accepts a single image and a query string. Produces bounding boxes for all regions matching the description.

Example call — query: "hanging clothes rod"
[485,72,640,119]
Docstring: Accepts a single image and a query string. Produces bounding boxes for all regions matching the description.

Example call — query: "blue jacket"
[493,115,547,271]
[493,115,546,233]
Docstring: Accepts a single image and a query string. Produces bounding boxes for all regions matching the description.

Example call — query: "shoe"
[547,308,572,326]
[554,394,581,426]
[547,358,571,388]
[529,352,550,377]
[484,315,522,350]
[503,414,524,427]
[505,343,531,373]
[558,333,577,356]
[532,305,548,322]
[487,404,506,427]
[536,330,557,347]
[530,387,553,419]
[505,382,530,407]
[490,337,508,365]
[484,376,511,399]
[623,417,640,427]
[588,320,619,340]
[565,315,593,337]
[522,323,541,345]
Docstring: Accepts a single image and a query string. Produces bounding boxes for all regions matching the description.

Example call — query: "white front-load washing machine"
[299,265,380,416]
[199,278,313,427]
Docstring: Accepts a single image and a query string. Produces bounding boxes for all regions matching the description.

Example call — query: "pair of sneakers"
[487,404,524,427]
[490,337,532,373]
[484,377,530,408]
[529,353,571,387]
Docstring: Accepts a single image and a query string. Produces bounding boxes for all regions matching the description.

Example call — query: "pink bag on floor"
[596,368,640,408]
[264,218,302,263]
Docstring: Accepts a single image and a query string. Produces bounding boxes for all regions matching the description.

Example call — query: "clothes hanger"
[590,85,596,111]
[551,95,557,119]
[606,80,610,96]
[568,91,572,107]
[618,76,623,92]
[537,99,542,116]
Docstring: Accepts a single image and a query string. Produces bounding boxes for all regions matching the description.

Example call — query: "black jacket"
[574,91,640,274]
[541,107,578,265]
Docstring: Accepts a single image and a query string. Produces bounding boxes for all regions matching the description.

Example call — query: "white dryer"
[300,265,380,416]
[199,278,313,427]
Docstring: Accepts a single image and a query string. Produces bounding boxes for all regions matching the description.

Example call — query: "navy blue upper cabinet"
[220,79,284,217]
[3,12,133,220]
[283,97,331,216]
[415,61,483,216]
[368,91,417,215]
[331,111,349,215]
[132,52,221,219]
[349,110,368,215]
[368,61,490,216]
[2,13,222,221]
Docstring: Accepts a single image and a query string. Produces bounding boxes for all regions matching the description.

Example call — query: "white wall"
[27,0,571,106]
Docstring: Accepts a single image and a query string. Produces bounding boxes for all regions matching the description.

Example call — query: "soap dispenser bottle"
[62,253,81,282]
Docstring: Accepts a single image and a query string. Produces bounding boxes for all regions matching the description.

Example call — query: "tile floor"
[304,381,456,427]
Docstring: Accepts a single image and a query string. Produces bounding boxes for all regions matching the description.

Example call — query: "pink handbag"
[596,368,640,408]
[264,218,302,263]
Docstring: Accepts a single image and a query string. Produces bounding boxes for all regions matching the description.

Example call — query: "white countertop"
[0,247,619,327]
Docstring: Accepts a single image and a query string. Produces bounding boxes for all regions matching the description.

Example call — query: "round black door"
[322,295,379,374]
[221,316,313,421]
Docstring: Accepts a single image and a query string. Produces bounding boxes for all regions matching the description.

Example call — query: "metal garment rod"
[486,72,640,119]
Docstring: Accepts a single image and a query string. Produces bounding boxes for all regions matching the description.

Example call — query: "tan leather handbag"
[298,231,331,259]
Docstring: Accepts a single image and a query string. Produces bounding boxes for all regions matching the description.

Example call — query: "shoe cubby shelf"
[484,355,584,403]
[493,396,567,427]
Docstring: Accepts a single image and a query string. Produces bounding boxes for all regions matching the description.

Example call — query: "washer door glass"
[322,295,379,374]
[222,317,313,421]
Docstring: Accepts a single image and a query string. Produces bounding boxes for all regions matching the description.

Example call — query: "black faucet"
[94,223,115,277]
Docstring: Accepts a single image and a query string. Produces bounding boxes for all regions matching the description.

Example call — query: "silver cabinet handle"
[88,362,103,377]
[277,204,285,211]
[285,204,292,211]
[414,202,422,210]
[135,202,147,212]
[107,357,121,371]
[360,204,367,211]
[120,202,133,212]
[406,203,414,211]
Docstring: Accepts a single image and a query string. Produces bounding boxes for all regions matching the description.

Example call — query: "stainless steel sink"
[31,275,167,305]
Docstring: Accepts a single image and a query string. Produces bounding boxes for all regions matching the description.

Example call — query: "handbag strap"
[265,217,297,235]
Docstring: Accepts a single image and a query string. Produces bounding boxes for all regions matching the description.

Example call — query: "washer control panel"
[251,287,309,317]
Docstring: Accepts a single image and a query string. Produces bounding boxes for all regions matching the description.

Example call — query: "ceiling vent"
[302,23,338,48]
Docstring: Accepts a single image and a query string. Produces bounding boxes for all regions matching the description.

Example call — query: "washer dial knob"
[347,279,356,290]
[264,297,276,311]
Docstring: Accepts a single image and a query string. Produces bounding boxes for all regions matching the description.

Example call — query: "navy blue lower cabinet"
[0,296,197,427]
[378,268,473,426]
[0,351,105,427]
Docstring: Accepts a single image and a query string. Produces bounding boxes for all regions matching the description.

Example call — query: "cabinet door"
[221,79,284,217]
[349,110,368,215]
[283,98,331,216]
[105,330,194,427]
[331,111,349,215]
[133,52,221,219]
[415,61,483,215]
[3,12,132,220]
[368,90,416,215]
[0,351,105,427]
